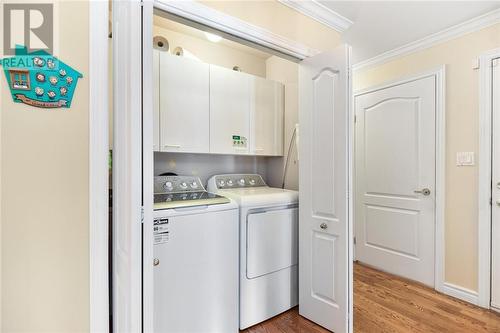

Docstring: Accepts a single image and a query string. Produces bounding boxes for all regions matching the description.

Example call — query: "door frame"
[478,47,500,310]
[89,1,110,332]
[353,66,446,295]
[112,0,354,332]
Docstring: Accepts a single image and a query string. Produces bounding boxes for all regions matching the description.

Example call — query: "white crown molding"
[353,8,500,71]
[154,0,320,60]
[277,0,353,33]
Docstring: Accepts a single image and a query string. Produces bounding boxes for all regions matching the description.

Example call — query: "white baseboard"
[441,282,479,306]
[491,303,500,313]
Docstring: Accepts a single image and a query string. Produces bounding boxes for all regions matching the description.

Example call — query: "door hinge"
[354,115,357,123]
[353,237,357,245]
[141,207,145,223]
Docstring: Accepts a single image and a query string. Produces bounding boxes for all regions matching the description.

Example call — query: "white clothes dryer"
[207,174,299,329]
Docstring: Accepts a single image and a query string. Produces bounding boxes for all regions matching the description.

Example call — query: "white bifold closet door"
[491,58,500,310]
[299,44,352,333]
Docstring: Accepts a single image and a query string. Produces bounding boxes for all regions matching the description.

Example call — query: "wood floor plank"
[241,263,500,333]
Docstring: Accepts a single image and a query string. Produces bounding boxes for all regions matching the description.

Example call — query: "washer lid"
[216,187,298,207]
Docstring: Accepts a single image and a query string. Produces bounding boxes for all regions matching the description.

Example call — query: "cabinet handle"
[164,144,181,148]
[320,223,328,230]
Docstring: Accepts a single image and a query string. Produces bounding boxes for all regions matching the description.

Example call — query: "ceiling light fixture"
[205,32,222,43]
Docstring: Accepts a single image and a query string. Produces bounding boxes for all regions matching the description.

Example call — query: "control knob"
[180,182,188,189]
[227,180,234,186]
[238,178,245,186]
[163,181,173,191]
[190,181,198,189]
[249,179,256,185]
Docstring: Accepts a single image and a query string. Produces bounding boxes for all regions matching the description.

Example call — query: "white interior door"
[491,58,500,309]
[299,45,352,333]
[355,75,436,286]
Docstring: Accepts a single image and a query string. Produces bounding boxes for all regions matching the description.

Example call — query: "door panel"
[364,98,419,196]
[299,45,351,333]
[311,232,337,305]
[492,59,500,308]
[355,76,436,286]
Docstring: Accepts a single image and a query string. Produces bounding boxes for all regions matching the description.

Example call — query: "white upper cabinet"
[209,65,251,155]
[159,53,210,153]
[153,49,160,151]
[251,77,284,156]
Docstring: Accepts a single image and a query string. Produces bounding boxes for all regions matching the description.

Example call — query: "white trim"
[277,0,353,33]
[89,1,109,332]
[142,0,155,332]
[354,66,447,296]
[112,0,144,331]
[153,0,320,60]
[441,283,480,305]
[478,48,500,309]
[353,8,500,71]
[347,46,354,333]
[492,303,500,313]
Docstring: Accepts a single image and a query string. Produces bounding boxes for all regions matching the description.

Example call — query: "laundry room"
[149,8,301,332]
[151,11,299,189]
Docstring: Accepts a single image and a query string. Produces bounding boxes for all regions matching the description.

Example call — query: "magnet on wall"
[0,45,83,109]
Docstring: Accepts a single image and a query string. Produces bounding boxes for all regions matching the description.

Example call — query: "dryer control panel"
[207,174,267,190]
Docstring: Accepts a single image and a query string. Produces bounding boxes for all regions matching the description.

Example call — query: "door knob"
[414,188,431,196]
[153,258,160,266]
[320,223,328,230]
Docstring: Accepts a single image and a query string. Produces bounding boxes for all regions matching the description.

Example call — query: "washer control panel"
[154,176,205,194]
[209,174,267,189]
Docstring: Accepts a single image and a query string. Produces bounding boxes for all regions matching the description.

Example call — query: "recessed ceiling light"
[205,32,222,43]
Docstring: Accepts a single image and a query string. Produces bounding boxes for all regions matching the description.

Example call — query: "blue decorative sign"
[1,45,82,109]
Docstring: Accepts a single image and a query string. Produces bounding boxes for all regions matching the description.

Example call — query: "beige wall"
[354,23,500,291]
[1,1,90,332]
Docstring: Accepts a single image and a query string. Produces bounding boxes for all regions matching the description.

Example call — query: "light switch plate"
[456,152,475,166]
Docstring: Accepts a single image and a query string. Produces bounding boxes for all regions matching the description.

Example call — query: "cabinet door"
[251,77,284,156]
[160,53,209,153]
[153,49,160,151]
[210,65,251,154]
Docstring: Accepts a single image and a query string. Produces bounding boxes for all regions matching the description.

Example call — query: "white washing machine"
[207,174,299,329]
[153,175,239,333]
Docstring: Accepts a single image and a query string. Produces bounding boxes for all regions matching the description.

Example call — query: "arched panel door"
[299,45,352,333]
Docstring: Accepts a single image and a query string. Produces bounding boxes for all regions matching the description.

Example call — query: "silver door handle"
[320,223,328,230]
[414,188,431,196]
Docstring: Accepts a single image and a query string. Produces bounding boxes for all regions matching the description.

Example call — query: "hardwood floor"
[241,263,500,333]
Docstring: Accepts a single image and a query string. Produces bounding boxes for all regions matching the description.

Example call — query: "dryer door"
[246,206,298,279]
